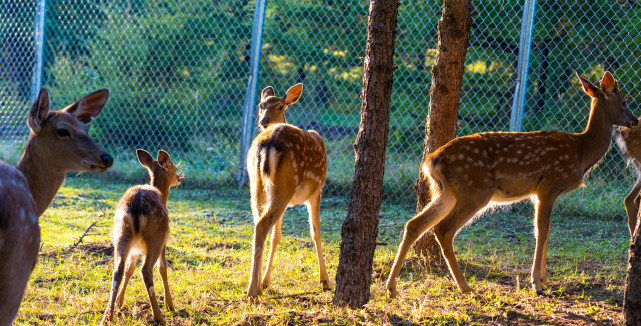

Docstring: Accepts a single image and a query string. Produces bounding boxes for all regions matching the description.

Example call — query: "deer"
[615,116,641,236]
[0,88,113,325]
[385,71,638,298]
[245,83,329,302]
[101,149,184,325]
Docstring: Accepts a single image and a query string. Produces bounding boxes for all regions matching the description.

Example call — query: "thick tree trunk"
[413,0,471,258]
[332,0,399,308]
[624,213,641,325]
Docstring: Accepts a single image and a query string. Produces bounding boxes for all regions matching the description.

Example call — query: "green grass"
[15,176,630,325]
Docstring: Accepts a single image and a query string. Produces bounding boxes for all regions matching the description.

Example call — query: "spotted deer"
[246,83,329,302]
[0,89,113,325]
[386,71,638,297]
[101,149,183,324]
[615,116,641,236]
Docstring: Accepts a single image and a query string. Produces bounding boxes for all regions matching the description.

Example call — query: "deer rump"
[247,125,325,217]
[113,185,169,254]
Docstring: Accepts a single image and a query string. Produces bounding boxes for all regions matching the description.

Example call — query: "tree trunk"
[413,0,471,258]
[624,213,641,325]
[332,0,399,308]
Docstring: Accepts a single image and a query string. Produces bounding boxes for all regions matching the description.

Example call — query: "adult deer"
[246,84,329,302]
[0,89,113,325]
[386,71,637,297]
[101,149,183,324]
[616,116,641,236]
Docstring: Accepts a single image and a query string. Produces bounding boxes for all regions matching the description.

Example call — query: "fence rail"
[2,1,640,218]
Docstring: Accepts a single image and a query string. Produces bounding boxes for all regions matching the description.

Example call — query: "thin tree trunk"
[332,0,399,308]
[624,213,641,325]
[413,0,471,257]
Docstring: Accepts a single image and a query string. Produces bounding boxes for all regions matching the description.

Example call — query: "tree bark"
[332,0,399,308]
[624,211,641,325]
[413,0,471,257]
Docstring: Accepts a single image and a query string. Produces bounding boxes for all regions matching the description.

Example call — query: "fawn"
[0,89,112,325]
[616,116,641,236]
[101,149,183,324]
[246,84,329,302]
[386,71,637,297]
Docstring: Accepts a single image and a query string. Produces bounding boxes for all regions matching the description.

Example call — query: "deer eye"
[277,106,284,111]
[56,128,71,138]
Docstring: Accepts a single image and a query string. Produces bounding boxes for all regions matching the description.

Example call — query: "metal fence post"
[30,0,47,103]
[509,0,537,132]
[237,0,268,186]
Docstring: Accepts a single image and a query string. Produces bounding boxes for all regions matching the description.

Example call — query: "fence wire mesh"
[1,0,639,218]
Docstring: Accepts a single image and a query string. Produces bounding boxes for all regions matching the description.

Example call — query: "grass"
[15,176,630,325]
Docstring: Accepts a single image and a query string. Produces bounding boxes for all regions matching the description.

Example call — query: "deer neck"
[151,178,170,205]
[576,99,613,172]
[16,135,67,217]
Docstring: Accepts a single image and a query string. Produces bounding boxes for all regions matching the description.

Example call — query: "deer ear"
[601,71,616,96]
[283,83,303,105]
[157,150,172,168]
[136,149,154,168]
[261,86,275,99]
[576,72,599,98]
[27,88,52,134]
[62,89,109,124]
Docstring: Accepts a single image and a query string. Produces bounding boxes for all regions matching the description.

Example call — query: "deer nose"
[260,118,270,127]
[101,154,114,167]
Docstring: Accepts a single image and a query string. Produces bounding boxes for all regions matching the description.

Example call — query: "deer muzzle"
[260,118,270,128]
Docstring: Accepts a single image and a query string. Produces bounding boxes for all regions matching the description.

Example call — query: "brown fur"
[386,72,638,297]
[246,84,329,302]
[101,150,182,324]
[0,89,111,324]
[616,116,641,235]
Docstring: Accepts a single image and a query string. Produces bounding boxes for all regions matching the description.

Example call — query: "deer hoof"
[321,280,330,291]
[536,289,546,296]
[248,295,260,305]
[387,287,398,299]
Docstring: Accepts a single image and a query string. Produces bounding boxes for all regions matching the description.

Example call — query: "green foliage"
[7,0,641,197]
[44,1,252,151]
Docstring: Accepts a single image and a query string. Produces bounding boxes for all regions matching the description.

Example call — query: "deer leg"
[433,197,490,294]
[386,191,457,298]
[307,190,330,291]
[531,196,555,295]
[247,200,289,302]
[101,241,131,325]
[157,247,174,311]
[261,217,283,289]
[250,178,267,223]
[141,248,164,323]
[115,254,137,308]
[624,179,641,236]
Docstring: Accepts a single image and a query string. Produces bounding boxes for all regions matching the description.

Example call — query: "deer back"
[113,185,169,247]
[0,163,40,325]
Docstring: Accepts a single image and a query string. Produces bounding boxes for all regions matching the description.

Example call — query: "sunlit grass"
[14,176,629,325]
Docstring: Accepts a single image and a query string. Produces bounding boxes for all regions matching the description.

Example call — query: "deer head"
[257,83,303,130]
[577,71,637,128]
[136,149,184,191]
[26,88,113,172]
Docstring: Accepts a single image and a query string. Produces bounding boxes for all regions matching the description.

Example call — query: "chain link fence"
[2,0,639,217]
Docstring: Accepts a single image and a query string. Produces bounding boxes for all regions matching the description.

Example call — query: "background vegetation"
[3,0,641,204]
